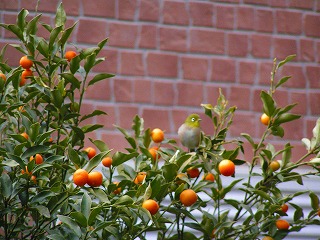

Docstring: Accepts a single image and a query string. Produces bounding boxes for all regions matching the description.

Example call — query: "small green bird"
[178,113,201,151]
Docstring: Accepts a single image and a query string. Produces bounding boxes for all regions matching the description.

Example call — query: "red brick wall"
[1,0,320,158]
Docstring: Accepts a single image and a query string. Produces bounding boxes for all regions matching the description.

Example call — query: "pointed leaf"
[260,91,276,116]
[277,54,296,69]
[309,192,319,210]
[57,215,81,237]
[88,73,114,86]
[275,76,291,89]
[0,173,12,198]
[55,3,66,27]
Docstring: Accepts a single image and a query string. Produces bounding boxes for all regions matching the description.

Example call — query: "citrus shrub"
[1,4,320,240]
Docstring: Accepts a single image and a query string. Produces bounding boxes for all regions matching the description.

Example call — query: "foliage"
[0,4,320,240]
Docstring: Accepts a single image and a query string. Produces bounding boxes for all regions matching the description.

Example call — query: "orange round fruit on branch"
[180,189,198,207]
[275,219,290,230]
[84,147,96,160]
[260,113,270,126]
[102,156,113,168]
[30,154,44,164]
[203,172,215,182]
[19,55,33,69]
[218,159,235,176]
[187,167,200,178]
[142,199,159,215]
[0,73,6,81]
[269,160,280,172]
[31,175,37,184]
[113,182,121,195]
[73,169,89,187]
[281,204,289,213]
[21,132,29,140]
[148,147,159,161]
[20,69,33,86]
[65,50,77,62]
[134,172,146,184]
[262,236,274,240]
[151,128,165,143]
[87,171,103,187]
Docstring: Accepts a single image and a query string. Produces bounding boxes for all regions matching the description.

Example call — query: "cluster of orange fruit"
[2,51,77,88]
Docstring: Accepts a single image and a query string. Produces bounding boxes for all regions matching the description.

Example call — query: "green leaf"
[201,103,213,119]
[132,115,143,138]
[143,182,152,201]
[84,53,96,73]
[55,3,66,27]
[260,91,276,116]
[162,163,179,182]
[114,195,134,205]
[49,25,63,51]
[26,14,42,35]
[85,151,110,173]
[37,38,49,57]
[88,73,114,87]
[80,110,107,122]
[68,146,81,167]
[70,212,87,227]
[277,54,296,69]
[241,133,256,149]
[89,138,109,152]
[34,205,50,218]
[97,38,109,52]
[81,124,104,133]
[271,125,284,138]
[281,143,292,168]
[112,152,139,167]
[90,188,109,203]
[59,22,77,47]
[60,73,81,89]
[21,145,50,159]
[17,9,28,31]
[0,172,12,198]
[88,207,102,226]
[57,215,81,237]
[81,192,91,219]
[275,76,291,89]
[274,113,300,125]
[309,192,319,210]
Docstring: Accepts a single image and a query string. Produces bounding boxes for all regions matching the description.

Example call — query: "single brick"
[108,23,138,48]
[255,9,274,33]
[82,0,115,18]
[273,37,297,60]
[160,27,187,52]
[147,53,178,78]
[177,82,204,106]
[299,39,315,62]
[163,1,189,25]
[306,66,320,88]
[305,14,320,38]
[190,29,225,54]
[216,5,235,29]
[142,108,171,131]
[120,51,144,76]
[114,78,133,102]
[139,0,160,22]
[228,33,248,57]
[181,56,208,81]
[154,81,175,106]
[139,25,157,49]
[276,10,302,35]
[210,58,236,82]
[251,34,272,58]
[237,6,254,30]
[77,19,107,44]
[118,0,138,20]
[189,1,213,27]
[239,61,257,85]
[133,79,152,103]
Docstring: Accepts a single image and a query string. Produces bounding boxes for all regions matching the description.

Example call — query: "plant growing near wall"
[0,4,320,240]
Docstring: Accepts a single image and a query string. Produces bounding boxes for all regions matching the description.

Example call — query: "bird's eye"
[191,117,195,122]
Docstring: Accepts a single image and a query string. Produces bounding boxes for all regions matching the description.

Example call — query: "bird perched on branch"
[178,113,201,151]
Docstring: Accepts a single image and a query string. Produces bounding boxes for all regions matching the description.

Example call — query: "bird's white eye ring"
[191,117,195,122]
